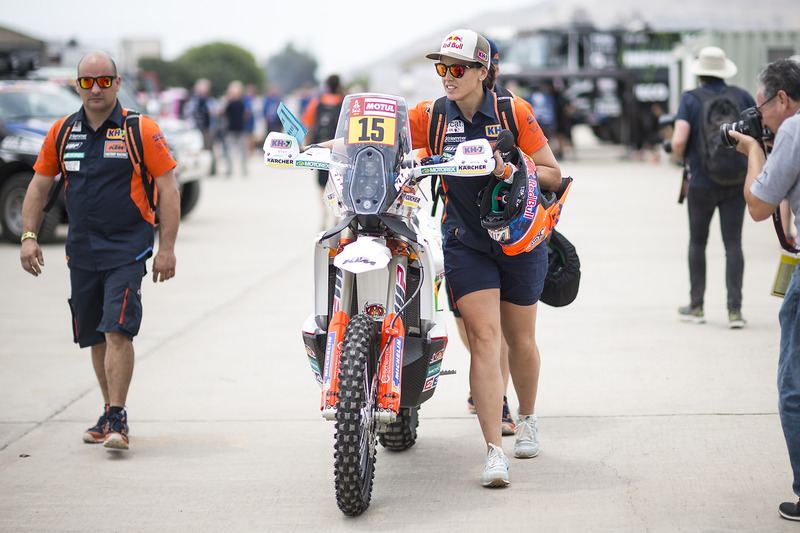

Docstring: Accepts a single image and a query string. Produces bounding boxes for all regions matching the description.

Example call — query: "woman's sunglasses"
[77,76,115,89]
[434,62,478,79]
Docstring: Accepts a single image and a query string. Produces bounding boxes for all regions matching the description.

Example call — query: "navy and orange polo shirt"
[409,89,547,252]
[34,101,177,271]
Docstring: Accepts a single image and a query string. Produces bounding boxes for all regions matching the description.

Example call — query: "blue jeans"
[686,185,746,310]
[779,264,800,497]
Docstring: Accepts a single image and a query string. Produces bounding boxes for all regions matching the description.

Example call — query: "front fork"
[320,251,409,424]
[321,267,351,420]
[376,254,408,425]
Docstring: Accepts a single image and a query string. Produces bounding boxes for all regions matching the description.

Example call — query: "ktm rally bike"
[263,93,565,516]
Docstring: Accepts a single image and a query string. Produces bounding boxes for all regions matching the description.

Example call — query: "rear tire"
[0,172,59,243]
[378,406,419,451]
[334,313,379,516]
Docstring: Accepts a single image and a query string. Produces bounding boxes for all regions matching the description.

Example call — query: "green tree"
[137,57,189,90]
[265,44,317,94]
[174,42,265,97]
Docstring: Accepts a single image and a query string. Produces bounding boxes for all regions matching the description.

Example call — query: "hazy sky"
[2,0,540,75]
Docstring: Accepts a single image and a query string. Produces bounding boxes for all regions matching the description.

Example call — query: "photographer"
[729,57,800,522]
[671,47,755,328]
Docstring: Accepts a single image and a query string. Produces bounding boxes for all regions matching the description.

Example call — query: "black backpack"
[310,99,342,144]
[690,86,748,185]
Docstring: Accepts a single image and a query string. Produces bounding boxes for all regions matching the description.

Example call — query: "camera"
[720,107,773,148]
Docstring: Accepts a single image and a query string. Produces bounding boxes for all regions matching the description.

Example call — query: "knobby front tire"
[333,313,379,516]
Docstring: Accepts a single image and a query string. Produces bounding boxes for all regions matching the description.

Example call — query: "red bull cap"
[426,29,490,68]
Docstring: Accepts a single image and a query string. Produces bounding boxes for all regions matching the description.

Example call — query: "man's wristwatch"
[20,231,37,244]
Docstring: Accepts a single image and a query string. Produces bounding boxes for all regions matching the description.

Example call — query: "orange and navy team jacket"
[34,102,177,271]
[408,89,548,252]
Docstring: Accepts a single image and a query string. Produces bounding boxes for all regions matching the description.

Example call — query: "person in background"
[243,84,257,156]
[263,84,283,135]
[302,74,345,229]
[670,46,755,328]
[183,78,217,175]
[457,37,530,437]
[19,51,180,452]
[222,80,251,177]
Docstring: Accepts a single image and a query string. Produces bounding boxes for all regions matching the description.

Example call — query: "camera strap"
[773,208,800,254]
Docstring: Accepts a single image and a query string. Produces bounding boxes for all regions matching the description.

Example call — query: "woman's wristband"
[495,162,512,180]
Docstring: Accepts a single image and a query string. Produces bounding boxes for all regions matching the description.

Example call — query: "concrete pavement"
[0,128,797,531]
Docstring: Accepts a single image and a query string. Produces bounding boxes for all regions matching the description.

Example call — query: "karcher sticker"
[266,157,295,167]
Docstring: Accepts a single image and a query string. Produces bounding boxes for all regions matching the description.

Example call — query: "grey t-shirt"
[750,110,800,237]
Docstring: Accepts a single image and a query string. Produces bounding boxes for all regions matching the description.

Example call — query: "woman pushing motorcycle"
[407,29,562,487]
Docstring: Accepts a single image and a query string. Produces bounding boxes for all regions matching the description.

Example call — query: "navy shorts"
[68,261,147,347]
[444,235,547,316]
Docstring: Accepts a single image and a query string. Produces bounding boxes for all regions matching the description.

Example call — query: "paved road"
[1,131,796,531]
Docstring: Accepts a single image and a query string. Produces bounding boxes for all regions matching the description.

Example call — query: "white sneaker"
[514,414,540,458]
[482,443,510,487]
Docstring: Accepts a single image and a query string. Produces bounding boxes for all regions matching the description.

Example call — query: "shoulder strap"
[123,111,157,212]
[494,94,519,140]
[428,97,449,216]
[428,97,448,156]
[43,112,79,213]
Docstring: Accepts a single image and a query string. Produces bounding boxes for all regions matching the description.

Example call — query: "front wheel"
[334,313,379,516]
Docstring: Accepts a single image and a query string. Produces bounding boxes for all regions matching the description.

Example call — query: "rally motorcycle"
[263,93,524,516]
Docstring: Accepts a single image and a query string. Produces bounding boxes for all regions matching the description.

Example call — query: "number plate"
[346,96,397,146]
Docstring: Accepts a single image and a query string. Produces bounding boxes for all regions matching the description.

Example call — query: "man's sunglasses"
[77,76,115,89]
[434,62,478,79]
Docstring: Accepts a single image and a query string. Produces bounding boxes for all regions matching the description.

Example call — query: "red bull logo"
[270,138,292,149]
[523,171,539,220]
[442,34,464,52]
[365,303,386,318]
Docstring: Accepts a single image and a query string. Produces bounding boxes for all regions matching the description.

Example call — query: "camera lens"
[720,123,738,148]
